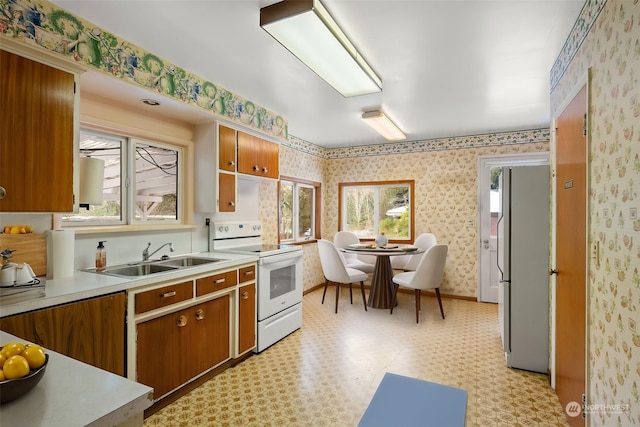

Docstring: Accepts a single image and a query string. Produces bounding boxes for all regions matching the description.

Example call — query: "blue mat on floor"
[358,373,467,427]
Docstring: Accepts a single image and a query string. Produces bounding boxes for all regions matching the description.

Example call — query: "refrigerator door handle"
[496,213,504,280]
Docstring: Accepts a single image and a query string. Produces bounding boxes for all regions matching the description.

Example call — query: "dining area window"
[279,176,321,243]
[339,180,414,242]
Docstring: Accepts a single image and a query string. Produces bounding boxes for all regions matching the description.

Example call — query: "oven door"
[257,251,303,321]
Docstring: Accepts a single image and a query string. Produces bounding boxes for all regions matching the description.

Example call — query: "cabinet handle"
[242,291,249,300]
[244,270,254,276]
[229,160,235,167]
[177,315,188,327]
[253,165,260,172]
[195,309,205,320]
[262,167,268,173]
[0,186,5,200]
[161,291,177,298]
[214,278,226,284]
[229,201,235,207]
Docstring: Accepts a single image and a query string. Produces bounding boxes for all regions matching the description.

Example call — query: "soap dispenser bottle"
[96,241,107,271]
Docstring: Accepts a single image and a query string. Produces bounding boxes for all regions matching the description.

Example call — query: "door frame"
[477,152,549,302]
[549,71,590,399]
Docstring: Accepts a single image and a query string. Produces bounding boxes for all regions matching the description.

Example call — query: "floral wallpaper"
[279,130,550,297]
[0,0,288,140]
[320,139,549,298]
[276,130,550,297]
[550,0,639,425]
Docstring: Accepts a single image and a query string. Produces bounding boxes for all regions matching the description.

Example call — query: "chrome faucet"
[142,242,174,261]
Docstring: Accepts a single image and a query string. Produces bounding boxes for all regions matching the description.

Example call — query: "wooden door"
[0,50,75,212]
[218,172,236,212]
[188,296,230,378]
[238,282,256,354]
[237,131,260,176]
[0,293,126,375]
[218,125,236,172]
[137,307,192,398]
[259,139,279,179]
[555,86,587,426]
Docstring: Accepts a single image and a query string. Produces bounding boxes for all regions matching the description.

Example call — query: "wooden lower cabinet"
[136,295,230,399]
[238,283,256,355]
[0,293,126,375]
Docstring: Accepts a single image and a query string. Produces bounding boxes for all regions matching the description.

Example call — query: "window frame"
[338,180,415,243]
[62,127,185,229]
[279,175,321,244]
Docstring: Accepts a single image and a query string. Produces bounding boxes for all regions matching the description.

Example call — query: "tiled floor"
[144,288,569,426]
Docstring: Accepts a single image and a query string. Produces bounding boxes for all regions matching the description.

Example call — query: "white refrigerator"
[497,165,550,373]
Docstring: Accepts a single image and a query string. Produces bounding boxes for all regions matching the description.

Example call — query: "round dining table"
[341,245,423,309]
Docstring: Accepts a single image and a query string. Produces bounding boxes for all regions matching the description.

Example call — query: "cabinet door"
[218,172,236,212]
[259,139,279,179]
[0,293,126,375]
[189,296,230,378]
[237,131,261,176]
[218,125,236,172]
[238,283,256,355]
[137,295,230,399]
[137,306,192,398]
[0,50,75,212]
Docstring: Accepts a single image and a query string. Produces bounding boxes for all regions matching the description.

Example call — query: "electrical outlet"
[592,241,599,267]
[205,217,210,227]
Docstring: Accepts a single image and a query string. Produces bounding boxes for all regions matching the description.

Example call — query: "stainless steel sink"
[155,256,223,267]
[87,255,225,278]
[104,263,179,277]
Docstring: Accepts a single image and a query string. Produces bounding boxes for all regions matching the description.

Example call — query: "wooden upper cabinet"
[237,131,279,179]
[218,125,237,172]
[0,50,76,212]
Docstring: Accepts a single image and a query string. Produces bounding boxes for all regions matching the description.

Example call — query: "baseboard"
[304,282,477,302]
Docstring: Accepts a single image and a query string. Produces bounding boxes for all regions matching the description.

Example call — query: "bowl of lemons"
[0,342,48,404]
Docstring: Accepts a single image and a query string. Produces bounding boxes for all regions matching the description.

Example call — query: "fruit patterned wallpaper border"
[286,128,550,160]
[550,0,607,92]
[0,0,288,141]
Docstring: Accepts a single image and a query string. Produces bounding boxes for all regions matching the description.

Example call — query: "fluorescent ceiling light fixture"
[361,110,406,141]
[260,0,382,97]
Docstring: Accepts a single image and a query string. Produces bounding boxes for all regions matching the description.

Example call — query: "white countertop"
[0,252,258,318]
[0,331,153,426]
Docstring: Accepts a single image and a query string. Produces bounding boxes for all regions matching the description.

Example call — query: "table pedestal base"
[368,256,394,309]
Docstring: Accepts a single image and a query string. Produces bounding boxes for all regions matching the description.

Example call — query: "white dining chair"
[333,231,375,273]
[317,239,369,313]
[390,244,448,323]
[391,233,438,271]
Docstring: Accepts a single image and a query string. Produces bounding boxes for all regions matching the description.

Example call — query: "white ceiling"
[51,0,585,149]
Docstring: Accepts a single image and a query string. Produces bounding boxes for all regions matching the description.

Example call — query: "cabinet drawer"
[239,265,256,283]
[135,281,193,314]
[196,270,237,297]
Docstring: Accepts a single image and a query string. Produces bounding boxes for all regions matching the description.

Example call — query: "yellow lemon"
[21,345,46,369]
[1,342,26,358]
[0,353,6,369]
[3,355,30,379]
[0,369,5,381]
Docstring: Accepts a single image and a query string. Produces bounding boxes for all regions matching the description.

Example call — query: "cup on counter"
[15,263,37,283]
[0,264,16,284]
